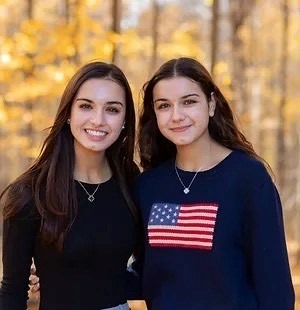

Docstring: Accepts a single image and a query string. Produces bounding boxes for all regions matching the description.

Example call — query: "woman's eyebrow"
[153,93,200,104]
[181,93,200,99]
[76,98,124,106]
[75,98,94,103]
[153,98,168,104]
[106,101,124,106]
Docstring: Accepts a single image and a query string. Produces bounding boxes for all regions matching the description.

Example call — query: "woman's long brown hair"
[1,61,140,250]
[138,57,270,172]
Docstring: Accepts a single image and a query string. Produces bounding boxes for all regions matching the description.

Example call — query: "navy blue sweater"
[134,150,294,310]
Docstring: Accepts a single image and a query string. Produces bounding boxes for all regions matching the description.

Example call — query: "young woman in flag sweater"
[135,57,294,309]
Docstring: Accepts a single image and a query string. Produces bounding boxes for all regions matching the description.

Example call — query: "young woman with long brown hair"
[0,61,141,310]
[135,57,294,309]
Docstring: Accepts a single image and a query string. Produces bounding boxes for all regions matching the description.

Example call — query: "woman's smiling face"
[69,78,126,156]
[153,76,215,148]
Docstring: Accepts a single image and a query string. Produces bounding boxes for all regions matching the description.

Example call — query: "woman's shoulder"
[231,150,273,188]
[233,150,268,172]
[1,181,38,220]
[137,160,171,181]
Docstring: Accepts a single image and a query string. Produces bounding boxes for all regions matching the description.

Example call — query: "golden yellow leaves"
[158,29,205,59]
[204,0,214,6]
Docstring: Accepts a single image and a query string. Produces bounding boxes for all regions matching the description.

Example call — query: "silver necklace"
[174,161,203,194]
[77,181,100,202]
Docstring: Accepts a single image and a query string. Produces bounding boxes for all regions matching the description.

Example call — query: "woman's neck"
[74,151,111,184]
[175,139,230,172]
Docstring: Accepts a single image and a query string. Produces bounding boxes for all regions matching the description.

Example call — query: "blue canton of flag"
[148,203,180,225]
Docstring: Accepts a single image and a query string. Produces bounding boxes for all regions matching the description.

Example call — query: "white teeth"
[85,129,107,137]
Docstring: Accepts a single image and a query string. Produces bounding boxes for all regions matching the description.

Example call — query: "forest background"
[0,0,299,309]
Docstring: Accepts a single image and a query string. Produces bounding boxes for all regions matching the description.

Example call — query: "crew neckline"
[74,176,113,186]
[174,150,238,177]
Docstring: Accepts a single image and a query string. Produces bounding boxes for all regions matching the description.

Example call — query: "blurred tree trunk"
[72,0,82,65]
[210,0,220,77]
[64,0,70,23]
[294,123,300,245]
[27,0,33,18]
[150,0,160,75]
[248,7,262,153]
[111,0,122,64]
[24,0,35,164]
[63,0,80,64]
[229,0,254,115]
[277,0,289,189]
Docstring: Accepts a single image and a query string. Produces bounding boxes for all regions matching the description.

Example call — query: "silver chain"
[77,181,101,202]
[174,161,203,194]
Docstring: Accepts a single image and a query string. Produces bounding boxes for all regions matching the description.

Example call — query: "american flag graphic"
[147,203,219,250]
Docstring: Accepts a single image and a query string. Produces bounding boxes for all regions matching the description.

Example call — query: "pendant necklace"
[77,180,101,202]
[174,161,204,194]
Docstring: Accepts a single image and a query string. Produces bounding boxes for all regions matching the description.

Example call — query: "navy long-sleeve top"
[0,178,138,310]
[134,150,295,310]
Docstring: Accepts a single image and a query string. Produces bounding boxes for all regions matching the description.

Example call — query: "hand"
[29,266,40,294]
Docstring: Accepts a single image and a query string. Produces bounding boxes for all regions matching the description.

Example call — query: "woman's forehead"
[153,77,204,99]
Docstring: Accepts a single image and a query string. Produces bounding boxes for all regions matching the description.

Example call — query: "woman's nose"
[171,105,185,122]
[90,109,105,126]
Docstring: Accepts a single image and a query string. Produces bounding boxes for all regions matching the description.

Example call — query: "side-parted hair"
[1,61,140,249]
[138,57,268,171]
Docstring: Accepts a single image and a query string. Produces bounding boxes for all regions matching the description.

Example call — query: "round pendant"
[183,188,190,194]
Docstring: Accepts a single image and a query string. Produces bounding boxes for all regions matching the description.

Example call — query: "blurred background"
[0,0,299,309]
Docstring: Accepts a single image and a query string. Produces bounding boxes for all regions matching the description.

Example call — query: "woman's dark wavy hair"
[138,57,268,171]
[1,61,140,250]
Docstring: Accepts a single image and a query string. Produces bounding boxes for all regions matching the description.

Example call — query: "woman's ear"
[208,92,216,117]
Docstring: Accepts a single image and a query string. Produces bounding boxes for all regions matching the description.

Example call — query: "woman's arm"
[126,254,144,300]
[246,177,295,309]
[0,204,40,309]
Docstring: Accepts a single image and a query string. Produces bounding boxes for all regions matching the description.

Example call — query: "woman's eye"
[183,99,196,105]
[157,103,170,110]
[79,103,92,109]
[106,107,119,113]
